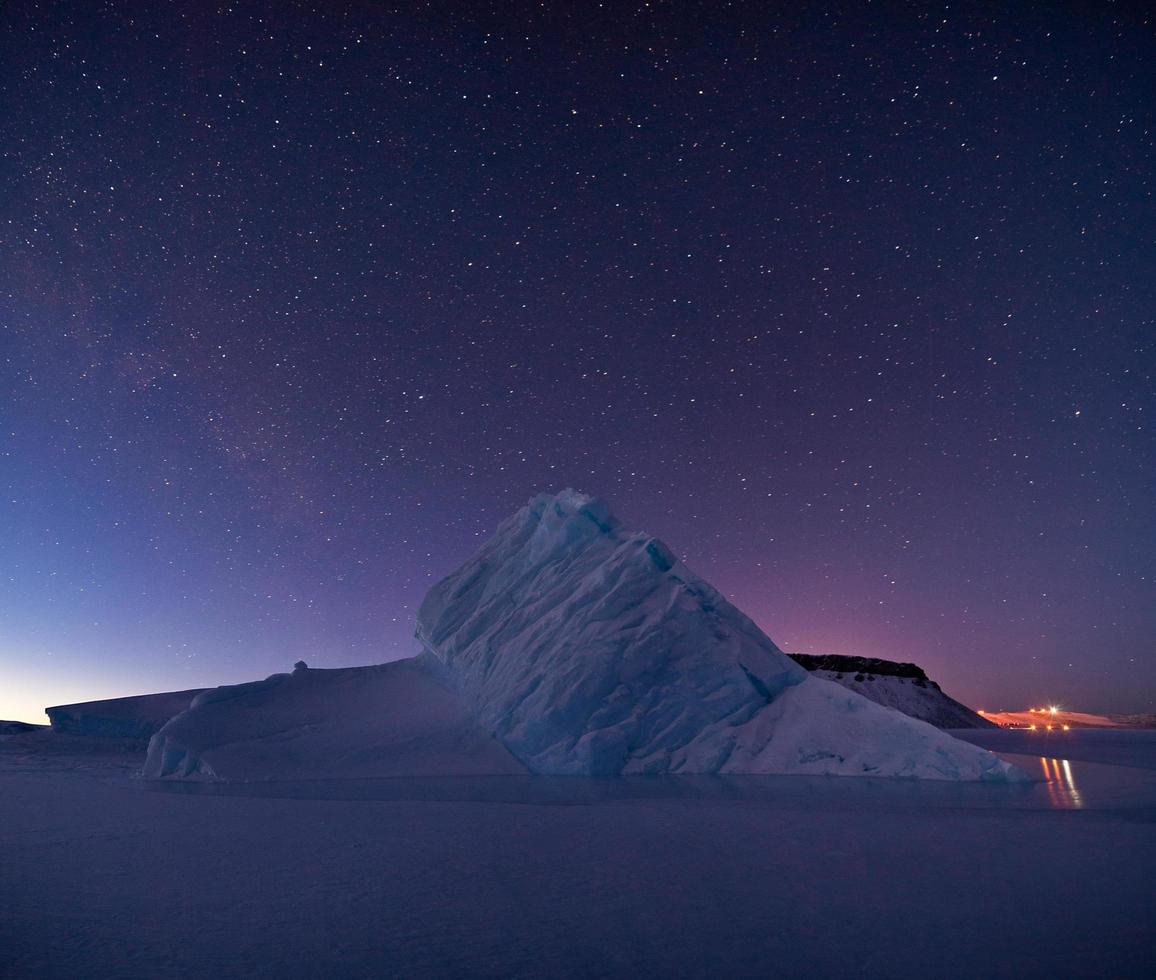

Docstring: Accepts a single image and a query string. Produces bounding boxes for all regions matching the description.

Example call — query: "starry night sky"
[3,1,1154,722]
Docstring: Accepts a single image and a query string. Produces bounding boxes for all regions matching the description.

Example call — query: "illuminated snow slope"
[416,490,1021,780]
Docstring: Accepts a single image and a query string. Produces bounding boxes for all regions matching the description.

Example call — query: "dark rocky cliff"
[787,654,996,729]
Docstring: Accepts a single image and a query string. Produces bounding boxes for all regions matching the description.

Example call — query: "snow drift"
[146,490,1022,782]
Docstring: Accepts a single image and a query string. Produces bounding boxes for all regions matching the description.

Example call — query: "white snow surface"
[143,657,525,780]
[722,676,1012,779]
[417,490,1022,780]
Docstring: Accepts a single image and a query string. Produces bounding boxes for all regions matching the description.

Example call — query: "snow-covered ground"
[2,729,1153,979]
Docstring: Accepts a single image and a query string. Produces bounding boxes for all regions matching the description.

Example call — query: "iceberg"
[146,490,1023,782]
[47,689,207,740]
[416,490,1020,780]
[143,657,525,779]
[415,490,807,774]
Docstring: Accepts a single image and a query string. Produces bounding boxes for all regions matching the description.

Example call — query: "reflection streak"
[1039,756,1083,808]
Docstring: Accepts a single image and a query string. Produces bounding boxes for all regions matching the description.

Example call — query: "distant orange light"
[1029,724,1037,730]
[1063,725,1070,731]
[1049,706,1059,715]
[1046,725,1053,731]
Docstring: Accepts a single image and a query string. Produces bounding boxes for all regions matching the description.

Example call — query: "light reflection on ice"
[1038,756,1082,808]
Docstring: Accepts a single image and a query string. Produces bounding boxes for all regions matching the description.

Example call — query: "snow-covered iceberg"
[415,490,807,775]
[416,490,1021,780]
[143,657,525,779]
[47,688,206,740]
[146,490,1022,782]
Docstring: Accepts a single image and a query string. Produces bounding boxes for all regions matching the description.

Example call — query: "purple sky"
[2,1,1153,722]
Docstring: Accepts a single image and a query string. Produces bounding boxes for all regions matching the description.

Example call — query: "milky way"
[2,2,1153,720]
